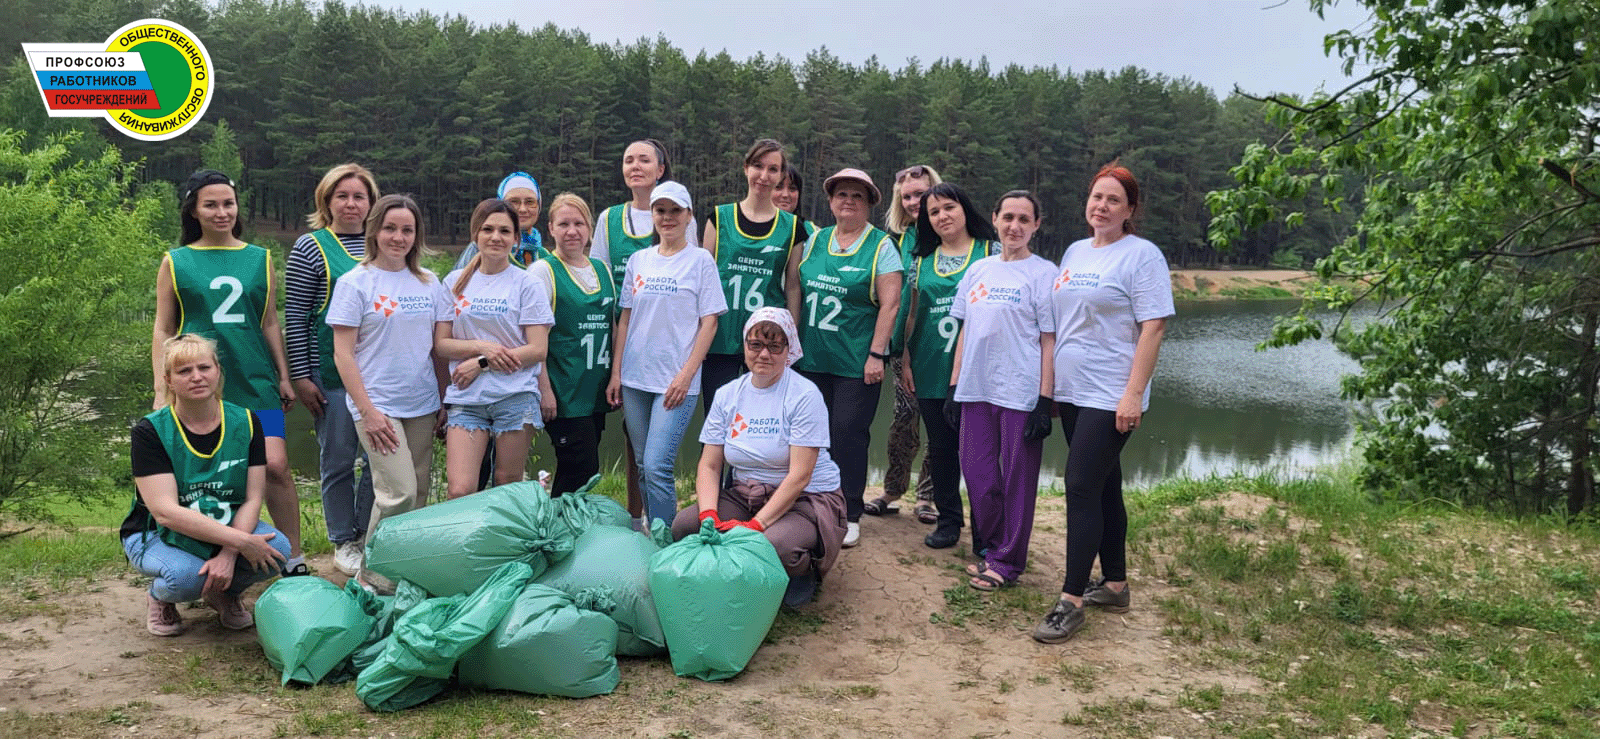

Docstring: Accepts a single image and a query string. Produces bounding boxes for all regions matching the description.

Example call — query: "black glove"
[1023,395,1053,441]
[943,385,961,431]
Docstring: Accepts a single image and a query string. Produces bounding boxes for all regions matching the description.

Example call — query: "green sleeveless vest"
[906,240,989,399]
[169,245,277,410]
[602,204,655,295]
[794,225,889,378]
[709,203,796,354]
[145,401,254,560]
[543,254,616,418]
[309,230,361,389]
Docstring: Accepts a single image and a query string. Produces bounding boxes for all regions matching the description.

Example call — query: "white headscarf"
[743,307,803,368]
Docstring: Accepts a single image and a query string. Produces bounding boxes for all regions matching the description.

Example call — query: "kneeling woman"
[124,334,291,636]
[671,308,847,607]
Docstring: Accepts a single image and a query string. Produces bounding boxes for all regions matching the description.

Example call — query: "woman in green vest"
[124,334,290,636]
[699,138,805,413]
[152,169,304,576]
[590,139,697,525]
[899,182,998,551]
[793,168,904,548]
[534,193,616,494]
[285,163,379,577]
[870,164,944,523]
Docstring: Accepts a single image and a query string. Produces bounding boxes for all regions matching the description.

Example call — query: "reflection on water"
[286,299,1368,490]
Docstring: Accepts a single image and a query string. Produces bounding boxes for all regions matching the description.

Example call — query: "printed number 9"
[937,315,958,353]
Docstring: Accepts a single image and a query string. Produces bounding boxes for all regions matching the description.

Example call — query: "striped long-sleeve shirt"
[284,231,365,381]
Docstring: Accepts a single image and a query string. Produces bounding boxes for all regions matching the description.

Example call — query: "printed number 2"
[580,332,611,370]
[209,276,245,324]
[937,315,959,353]
[727,274,766,312]
[804,292,843,332]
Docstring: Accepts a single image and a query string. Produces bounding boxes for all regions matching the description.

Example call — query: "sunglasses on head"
[895,165,928,182]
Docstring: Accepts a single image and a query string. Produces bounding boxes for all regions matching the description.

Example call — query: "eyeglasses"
[745,339,787,355]
[895,165,928,182]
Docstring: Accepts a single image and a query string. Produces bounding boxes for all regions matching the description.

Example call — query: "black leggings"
[802,371,883,522]
[916,398,964,533]
[1058,402,1132,597]
[546,412,606,496]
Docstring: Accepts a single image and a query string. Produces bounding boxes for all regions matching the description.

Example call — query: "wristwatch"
[869,350,891,361]
[476,355,489,368]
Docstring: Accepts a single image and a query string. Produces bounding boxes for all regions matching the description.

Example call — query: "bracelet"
[868,350,891,361]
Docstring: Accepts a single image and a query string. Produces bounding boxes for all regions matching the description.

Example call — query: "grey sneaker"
[1032,598,1085,644]
[203,590,254,630]
[146,594,184,637]
[1082,578,1131,613]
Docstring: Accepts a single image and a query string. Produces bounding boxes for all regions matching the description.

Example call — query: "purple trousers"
[960,401,1043,582]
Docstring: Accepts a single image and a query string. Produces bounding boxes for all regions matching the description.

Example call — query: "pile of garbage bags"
[255,478,789,711]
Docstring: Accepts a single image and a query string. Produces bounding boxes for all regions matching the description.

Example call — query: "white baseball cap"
[649,180,692,210]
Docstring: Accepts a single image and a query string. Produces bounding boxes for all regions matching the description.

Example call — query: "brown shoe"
[204,591,254,630]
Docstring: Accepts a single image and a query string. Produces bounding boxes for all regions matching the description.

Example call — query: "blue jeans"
[123,521,292,602]
[620,385,697,526]
[317,385,374,545]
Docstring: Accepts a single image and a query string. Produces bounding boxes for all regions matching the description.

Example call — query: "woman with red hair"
[1033,163,1173,644]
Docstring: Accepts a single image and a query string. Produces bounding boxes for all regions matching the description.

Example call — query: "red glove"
[714,518,740,532]
[698,509,722,526]
[742,518,766,532]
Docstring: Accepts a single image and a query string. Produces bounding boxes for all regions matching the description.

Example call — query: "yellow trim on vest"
[616,204,652,240]
[166,400,228,460]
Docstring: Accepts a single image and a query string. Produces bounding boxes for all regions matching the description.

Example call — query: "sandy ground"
[1,494,1265,738]
[1170,268,1316,297]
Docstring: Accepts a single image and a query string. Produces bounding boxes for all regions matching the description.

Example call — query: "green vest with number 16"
[794,226,887,378]
[168,245,276,410]
[309,229,362,390]
[709,203,796,354]
[543,254,616,418]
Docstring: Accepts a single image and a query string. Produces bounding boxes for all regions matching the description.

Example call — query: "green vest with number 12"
[145,401,254,560]
[907,241,989,400]
[309,229,362,389]
[543,254,616,418]
[709,203,796,354]
[794,225,888,378]
[169,245,276,410]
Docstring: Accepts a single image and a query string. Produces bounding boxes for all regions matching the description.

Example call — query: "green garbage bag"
[327,578,429,683]
[355,561,534,712]
[458,585,621,698]
[648,520,787,681]
[551,475,631,535]
[364,482,574,597]
[535,524,667,657]
[255,577,373,685]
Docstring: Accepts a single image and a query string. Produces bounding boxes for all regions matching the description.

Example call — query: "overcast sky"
[395,0,1372,97]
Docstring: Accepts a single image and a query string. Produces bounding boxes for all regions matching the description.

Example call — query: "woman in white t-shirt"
[434,198,554,499]
[670,307,847,607]
[328,194,452,593]
[1033,163,1174,644]
[606,181,727,526]
[947,190,1058,592]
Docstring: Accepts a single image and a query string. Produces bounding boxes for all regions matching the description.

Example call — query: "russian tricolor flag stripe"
[23,47,158,112]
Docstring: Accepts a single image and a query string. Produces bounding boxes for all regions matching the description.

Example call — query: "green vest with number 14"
[709,203,796,354]
[168,245,276,410]
[794,226,888,378]
[542,254,616,418]
[309,229,362,389]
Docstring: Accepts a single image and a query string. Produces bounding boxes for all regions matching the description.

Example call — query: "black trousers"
[801,371,883,522]
[917,398,964,533]
[1057,402,1133,596]
[546,412,606,496]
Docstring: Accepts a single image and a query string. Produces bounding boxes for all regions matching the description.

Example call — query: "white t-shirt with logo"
[440,267,556,407]
[617,245,728,394]
[1050,234,1175,412]
[327,264,453,420]
[699,370,842,492]
[950,254,1058,411]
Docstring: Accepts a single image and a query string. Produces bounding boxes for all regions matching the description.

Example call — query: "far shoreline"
[1171,268,1315,300]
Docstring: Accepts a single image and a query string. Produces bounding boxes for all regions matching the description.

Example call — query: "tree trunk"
[1568,306,1598,516]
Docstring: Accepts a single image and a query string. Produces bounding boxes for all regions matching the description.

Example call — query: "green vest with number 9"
[794,225,888,378]
[906,241,988,400]
[168,245,277,410]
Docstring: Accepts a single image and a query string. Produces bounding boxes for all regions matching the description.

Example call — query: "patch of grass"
[1218,284,1294,300]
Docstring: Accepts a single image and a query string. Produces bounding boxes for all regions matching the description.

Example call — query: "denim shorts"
[447,391,538,434]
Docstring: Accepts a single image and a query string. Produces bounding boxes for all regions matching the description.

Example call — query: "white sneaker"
[842,521,861,548]
[334,541,364,577]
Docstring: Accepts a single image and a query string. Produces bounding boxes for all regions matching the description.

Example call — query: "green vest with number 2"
[168,245,276,410]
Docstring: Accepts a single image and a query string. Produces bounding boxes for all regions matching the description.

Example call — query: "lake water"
[285,299,1364,490]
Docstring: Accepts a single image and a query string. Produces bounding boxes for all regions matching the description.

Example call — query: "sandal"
[964,563,985,578]
[914,502,938,524]
[968,571,1014,592]
[863,496,900,516]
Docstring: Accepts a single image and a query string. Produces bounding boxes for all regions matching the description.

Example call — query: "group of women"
[122,137,1171,643]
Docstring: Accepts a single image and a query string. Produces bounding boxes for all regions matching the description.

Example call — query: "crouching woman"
[123,334,290,636]
[671,308,846,607]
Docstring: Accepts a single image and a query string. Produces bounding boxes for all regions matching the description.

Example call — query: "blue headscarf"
[498,171,543,265]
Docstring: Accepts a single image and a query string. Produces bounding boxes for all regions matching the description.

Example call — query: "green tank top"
[168,245,277,410]
[709,203,796,354]
[602,204,655,294]
[309,229,361,389]
[907,240,989,399]
[794,225,889,378]
[143,401,254,560]
[543,255,616,418]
